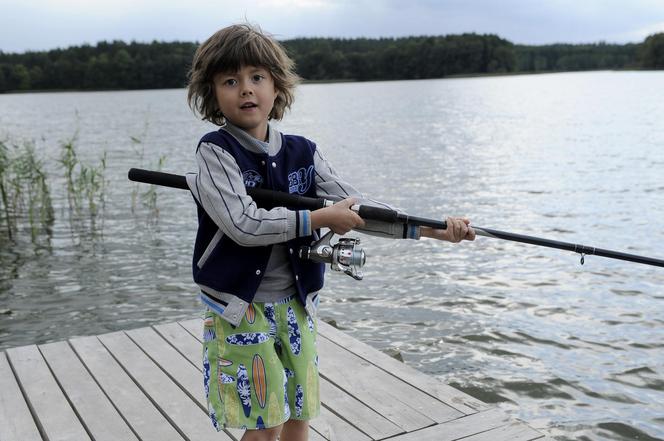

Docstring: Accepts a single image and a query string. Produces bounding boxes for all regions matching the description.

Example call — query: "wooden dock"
[1,318,545,441]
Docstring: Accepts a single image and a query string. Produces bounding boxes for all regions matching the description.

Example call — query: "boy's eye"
[252,74,265,82]
[224,79,237,86]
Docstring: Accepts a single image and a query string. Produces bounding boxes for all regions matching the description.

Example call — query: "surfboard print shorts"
[203,294,320,431]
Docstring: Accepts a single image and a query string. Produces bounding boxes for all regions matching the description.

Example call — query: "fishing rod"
[128,168,664,276]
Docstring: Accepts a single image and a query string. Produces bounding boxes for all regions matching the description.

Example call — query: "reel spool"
[299,231,366,280]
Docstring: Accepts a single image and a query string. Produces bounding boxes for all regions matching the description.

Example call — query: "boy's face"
[213,65,278,141]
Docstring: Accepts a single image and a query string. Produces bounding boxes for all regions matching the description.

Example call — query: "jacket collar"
[222,121,283,156]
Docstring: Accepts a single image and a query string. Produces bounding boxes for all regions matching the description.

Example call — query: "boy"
[186,23,474,441]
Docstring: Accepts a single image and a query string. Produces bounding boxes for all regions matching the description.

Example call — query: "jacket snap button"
[289,248,293,254]
[256,269,261,275]
[295,275,299,281]
[261,161,266,166]
[271,162,277,168]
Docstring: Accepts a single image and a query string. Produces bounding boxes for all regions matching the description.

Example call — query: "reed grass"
[140,154,166,214]
[128,119,166,215]
[59,134,107,218]
[0,139,54,241]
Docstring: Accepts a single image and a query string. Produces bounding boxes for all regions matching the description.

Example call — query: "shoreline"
[1,68,657,94]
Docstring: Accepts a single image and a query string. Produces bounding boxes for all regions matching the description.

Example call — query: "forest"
[0,32,662,92]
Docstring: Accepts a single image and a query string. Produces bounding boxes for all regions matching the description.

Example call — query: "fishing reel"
[299,231,366,280]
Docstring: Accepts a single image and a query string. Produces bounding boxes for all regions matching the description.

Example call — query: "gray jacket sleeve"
[187,142,310,246]
[313,148,420,240]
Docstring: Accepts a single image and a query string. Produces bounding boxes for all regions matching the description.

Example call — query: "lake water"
[1,71,663,440]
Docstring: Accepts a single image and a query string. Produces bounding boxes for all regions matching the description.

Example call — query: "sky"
[2,0,664,53]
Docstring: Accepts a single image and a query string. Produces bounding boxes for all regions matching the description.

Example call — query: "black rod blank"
[128,168,664,268]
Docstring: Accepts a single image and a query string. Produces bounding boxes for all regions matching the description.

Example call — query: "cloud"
[623,21,664,41]
[3,0,664,52]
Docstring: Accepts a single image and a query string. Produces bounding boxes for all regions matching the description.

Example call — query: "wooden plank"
[319,378,403,439]
[388,407,509,441]
[126,327,203,407]
[310,406,371,441]
[462,421,545,441]
[309,428,328,441]
[0,351,42,441]
[317,335,457,431]
[5,345,91,441]
[178,318,203,342]
[98,331,231,441]
[317,321,486,414]
[154,322,202,365]
[126,326,244,441]
[70,335,185,441]
[39,341,138,441]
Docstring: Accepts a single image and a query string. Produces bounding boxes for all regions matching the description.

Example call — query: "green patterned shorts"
[203,295,320,431]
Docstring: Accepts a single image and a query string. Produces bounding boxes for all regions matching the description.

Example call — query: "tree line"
[1,32,663,92]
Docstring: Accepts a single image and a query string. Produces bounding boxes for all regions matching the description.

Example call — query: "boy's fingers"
[467,227,476,241]
[444,217,454,241]
[447,217,459,233]
[446,217,471,242]
[346,197,358,207]
[353,212,366,227]
[344,198,364,226]
[458,222,467,241]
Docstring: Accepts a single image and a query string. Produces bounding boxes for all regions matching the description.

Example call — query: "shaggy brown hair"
[187,24,299,126]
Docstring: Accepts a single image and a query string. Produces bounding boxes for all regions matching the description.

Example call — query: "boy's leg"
[241,424,282,441]
[279,419,309,441]
[274,297,321,421]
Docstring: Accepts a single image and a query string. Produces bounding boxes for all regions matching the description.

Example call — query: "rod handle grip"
[128,168,328,210]
[249,188,327,210]
[356,205,400,223]
[128,168,188,190]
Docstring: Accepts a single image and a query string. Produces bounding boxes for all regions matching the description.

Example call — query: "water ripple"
[2,73,664,441]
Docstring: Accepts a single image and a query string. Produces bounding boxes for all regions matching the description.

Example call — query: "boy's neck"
[227,120,267,141]
[223,121,282,156]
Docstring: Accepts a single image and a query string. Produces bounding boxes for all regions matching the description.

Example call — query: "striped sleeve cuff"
[291,210,312,238]
[402,224,421,240]
[298,210,312,237]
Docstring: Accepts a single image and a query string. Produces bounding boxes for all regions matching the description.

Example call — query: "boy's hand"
[311,198,365,235]
[422,217,476,243]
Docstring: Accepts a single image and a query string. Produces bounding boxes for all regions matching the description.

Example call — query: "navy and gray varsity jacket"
[186,123,420,326]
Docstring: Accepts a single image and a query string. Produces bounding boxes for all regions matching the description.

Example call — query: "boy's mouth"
[240,102,258,109]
